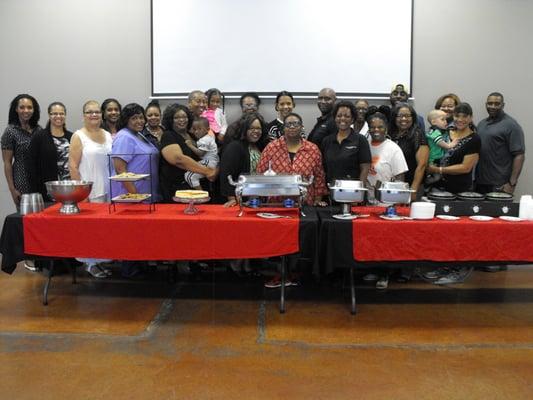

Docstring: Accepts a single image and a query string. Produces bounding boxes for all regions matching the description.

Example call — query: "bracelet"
[508,181,516,187]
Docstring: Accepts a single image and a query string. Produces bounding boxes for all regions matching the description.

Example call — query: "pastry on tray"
[174,190,209,199]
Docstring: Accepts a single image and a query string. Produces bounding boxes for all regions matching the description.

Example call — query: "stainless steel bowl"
[45,180,93,214]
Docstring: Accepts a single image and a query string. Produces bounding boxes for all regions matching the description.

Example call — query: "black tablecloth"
[316,207,355,275]
[0,213,25,274]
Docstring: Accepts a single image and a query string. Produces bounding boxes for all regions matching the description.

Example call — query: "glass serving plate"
[172,196,210,214]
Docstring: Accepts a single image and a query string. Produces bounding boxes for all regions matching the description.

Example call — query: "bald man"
[307,88,337,147]
[187,90,207,118]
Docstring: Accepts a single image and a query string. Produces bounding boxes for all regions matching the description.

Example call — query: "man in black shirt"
[307,88,337,147]
[475,92,525,194]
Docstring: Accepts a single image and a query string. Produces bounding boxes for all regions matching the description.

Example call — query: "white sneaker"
[24,260,38,272]
[376,275,389,290]
[86,264,108,278]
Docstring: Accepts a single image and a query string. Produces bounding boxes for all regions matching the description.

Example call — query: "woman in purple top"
[111,103,160,201]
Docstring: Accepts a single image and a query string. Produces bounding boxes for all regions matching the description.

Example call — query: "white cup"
[519,195,533,220]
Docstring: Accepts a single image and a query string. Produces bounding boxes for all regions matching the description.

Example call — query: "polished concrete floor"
[1,263,532,399]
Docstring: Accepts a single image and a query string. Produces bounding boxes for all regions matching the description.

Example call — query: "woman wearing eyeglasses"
[256,112,326,288]
[69,100,113,202]
[257,112,327,206]
[27,102,73,201]
[389,103,429,201]
[68,101,113,278]
[219,112,269,207]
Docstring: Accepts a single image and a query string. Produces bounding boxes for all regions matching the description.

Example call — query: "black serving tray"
[430,200,518,217]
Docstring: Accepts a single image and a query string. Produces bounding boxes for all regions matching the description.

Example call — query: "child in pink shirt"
[202,88,227,143]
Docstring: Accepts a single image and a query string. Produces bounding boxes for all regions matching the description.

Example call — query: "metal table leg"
[71,260,77,284]
[350,265,357,315]
[280,256,286,313]
[43,260,55,306]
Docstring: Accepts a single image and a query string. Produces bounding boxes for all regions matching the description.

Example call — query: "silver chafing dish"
[228,174,312,216]
[376,181,414,204]
[328,180,367,219]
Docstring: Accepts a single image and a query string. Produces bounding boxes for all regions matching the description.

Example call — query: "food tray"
[112,194,151,203]
[109,173,150,182]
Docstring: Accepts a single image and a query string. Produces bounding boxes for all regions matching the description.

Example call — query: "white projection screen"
[151,0,413,97]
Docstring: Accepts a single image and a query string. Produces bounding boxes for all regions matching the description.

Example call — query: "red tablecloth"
[23,203,299,260]
[352,207,533,262]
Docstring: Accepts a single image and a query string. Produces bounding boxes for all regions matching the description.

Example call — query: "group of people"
[1,85,525,285]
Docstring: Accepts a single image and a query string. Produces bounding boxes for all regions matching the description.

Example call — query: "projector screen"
[151,0,413,97]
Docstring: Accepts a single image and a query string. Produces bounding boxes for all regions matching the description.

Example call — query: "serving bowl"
[45,180,93,214]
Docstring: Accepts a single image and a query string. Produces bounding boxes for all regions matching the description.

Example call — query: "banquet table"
[318,206,533,314]
[1,203,319,311]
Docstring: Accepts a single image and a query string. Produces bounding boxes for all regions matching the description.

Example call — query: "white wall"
[1,0,531,223]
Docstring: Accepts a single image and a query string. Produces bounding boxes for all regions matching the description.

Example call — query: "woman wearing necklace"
[69,100,113,202]
[143,100,164,146]
[27,102,73,201]
[111,103,160,201]
[219,112,269,207]
[389,103,429,201]
[427,102,480,194]
[258,112,327,206]
[257,112,328,289]
[1,94,41,207]
[69,100,113,278]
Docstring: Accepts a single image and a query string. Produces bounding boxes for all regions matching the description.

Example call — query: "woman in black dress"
[27,102,73,201]
[427,102,481,194]
[159,104,217,202]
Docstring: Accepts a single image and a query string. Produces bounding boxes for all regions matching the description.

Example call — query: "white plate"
[436,215,460,221]
[109,173,149,182]
[333,214,358,220]
[379,215,404,221]
[469,215,494,222]
[112,194,151,203]
[256,212,292,219]
[499,216,524,222]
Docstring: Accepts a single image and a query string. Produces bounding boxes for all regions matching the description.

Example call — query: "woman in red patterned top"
[257,113,328,206]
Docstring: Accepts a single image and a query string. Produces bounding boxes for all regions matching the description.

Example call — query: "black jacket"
[27,127,73,200]
[219,140,253,198]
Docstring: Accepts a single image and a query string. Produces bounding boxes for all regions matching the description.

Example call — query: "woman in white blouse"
[68,100,113,278]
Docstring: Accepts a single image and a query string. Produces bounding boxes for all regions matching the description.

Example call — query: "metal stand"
[108,153,155,214]
[43,260,55,306]
[350,266,357,315]
[280,256,287,313]
[71,260,77,284]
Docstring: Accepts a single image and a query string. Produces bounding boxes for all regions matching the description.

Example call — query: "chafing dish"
[228,174,312,216]
[328,180,367,218]
[376,181,414,204]
[328,180,367,203]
